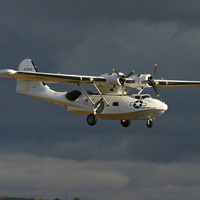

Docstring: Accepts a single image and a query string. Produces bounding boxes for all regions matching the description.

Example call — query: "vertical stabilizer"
[16,59,50,95]
[18,59,37,72]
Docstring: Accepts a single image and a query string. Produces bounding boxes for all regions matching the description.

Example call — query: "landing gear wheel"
[87,114,98,126]
[121,120,131,127]
[146,120,153,128]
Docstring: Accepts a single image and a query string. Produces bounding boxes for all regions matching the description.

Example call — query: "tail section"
[15,59,67,107]
[16,59,51,96]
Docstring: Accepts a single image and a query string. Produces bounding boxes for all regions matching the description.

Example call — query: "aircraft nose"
[163,103,168,110]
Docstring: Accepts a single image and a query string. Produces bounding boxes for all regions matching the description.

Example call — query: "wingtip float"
[0,69,17,76]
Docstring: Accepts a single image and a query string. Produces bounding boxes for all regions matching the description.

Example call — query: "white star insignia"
[134,101,143,108]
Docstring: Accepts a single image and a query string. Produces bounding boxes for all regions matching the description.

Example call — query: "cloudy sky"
[1,1,200,200]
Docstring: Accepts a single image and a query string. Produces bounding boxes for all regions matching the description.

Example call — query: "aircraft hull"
[97,109,167,120]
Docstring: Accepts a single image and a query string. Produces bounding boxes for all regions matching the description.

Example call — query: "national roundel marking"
[133,100,143,108]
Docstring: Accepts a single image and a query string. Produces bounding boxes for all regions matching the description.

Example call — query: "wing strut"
[78,84,95,105]
[92,83,109,106]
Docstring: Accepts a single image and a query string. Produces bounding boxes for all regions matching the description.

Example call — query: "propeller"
[113,69,134,96]
[148,64,160,96]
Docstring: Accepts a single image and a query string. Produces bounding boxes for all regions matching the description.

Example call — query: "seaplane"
[0,59,200,128]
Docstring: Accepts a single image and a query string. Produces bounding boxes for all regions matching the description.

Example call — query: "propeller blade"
[126,70,135,78]
[113,68,120,77]
[152,84,160,96]
[152,64,158,77]
[112,68,127,96]
[122,85,125,96]
[121,80,126,96]
[148,64,160,96]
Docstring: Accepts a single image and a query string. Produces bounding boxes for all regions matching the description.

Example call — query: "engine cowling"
[125,74,152,90]
[101,73,123,86]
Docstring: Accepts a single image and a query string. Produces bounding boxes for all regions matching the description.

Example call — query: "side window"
[65,90,82,101]
[113,102,120,106]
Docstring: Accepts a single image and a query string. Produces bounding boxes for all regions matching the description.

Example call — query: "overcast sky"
[1,1,200,200]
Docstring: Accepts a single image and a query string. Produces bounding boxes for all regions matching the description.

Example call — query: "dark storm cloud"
[40,0,200,24]
[2,0,200,23]
[1,1,200,200]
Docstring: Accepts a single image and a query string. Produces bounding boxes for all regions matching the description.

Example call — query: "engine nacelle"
[101,73,153,90]
[101,73,123,86]
[125,74,152,90]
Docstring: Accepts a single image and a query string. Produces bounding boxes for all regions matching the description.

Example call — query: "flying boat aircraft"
[0,59,200,128]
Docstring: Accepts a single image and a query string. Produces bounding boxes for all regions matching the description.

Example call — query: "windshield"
[134,94,151,99]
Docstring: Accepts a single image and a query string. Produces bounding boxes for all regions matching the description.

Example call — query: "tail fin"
[18,58,37,72]
[16,59,65,106]
[16,59,50,95]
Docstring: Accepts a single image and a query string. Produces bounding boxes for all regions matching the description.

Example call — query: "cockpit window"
[65,90,82,101]
[135,96,141,99]
[141,95,150,99]
[135,95,150,99]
